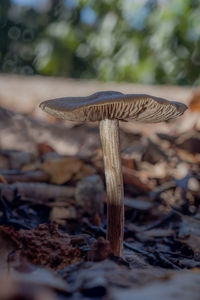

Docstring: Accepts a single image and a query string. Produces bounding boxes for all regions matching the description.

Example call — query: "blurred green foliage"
[0,0,200,85]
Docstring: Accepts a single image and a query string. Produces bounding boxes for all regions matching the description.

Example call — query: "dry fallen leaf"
[50,206,77,224]
[176,133,200,155]
[42,157,84,184]
[73,163,96,181]
[42,156,96,184]
[37,143,56,156]
[121,157,136,170]
[189,89,200,112]
[176,149,200,163]
[123,167,152,193]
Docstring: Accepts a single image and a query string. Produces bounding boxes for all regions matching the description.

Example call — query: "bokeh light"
[0,0,200,85]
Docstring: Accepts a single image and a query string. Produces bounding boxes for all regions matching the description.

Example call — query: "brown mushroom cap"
[39,91,187,123]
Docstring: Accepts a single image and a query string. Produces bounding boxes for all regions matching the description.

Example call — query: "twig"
[140,211,176,231]
[123,241,156,260]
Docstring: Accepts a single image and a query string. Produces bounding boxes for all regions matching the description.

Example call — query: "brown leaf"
[123,167,152,193]
[50,206,77,224]
[176,132,200,154]
[73,163,96,181]
[189,89,200,112]
[93,213,102,227]
[176,149,200,163]
[121,157,136,170]
[37,143,56,156]
[42,157,84,184]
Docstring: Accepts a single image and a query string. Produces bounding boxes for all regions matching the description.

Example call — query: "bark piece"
[0,182,75,202]
[0,170,49,184]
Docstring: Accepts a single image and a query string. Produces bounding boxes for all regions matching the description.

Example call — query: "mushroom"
[39,91,187,256]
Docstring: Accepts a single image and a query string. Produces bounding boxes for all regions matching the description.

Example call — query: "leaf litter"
[0,95,200,299]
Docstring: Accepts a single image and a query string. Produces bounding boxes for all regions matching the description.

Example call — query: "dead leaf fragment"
[189,89,200,112]
[50,206,77,224]
[176,133,200,154]
[73,163,96,181]
[37,143,56,156]
[123,167,152,193]
[42,157,83,184]
[121,157,136,170]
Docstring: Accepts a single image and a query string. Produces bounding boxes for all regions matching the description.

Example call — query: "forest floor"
[0,75,200,300]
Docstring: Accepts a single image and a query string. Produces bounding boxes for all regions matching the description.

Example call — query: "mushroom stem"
[99,119,124,256]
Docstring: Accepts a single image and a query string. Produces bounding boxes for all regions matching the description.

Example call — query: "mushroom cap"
[39,91,187,123]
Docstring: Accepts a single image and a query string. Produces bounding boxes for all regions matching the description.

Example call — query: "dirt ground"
[0,75,200,300]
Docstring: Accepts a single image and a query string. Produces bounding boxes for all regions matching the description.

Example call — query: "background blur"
[1,0,200,86]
